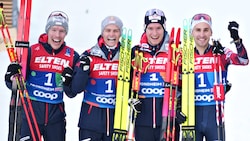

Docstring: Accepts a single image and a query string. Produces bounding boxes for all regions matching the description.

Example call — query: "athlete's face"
[145,23,164,46]
[192,22,212,50]
[102,24,121,47]
[47,25,67,50]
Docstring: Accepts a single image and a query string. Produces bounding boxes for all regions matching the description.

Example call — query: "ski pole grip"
[213,84,225,101]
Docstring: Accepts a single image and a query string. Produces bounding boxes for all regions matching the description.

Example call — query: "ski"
[0,3,22,141]
[181,19,195,141]
[16,0,31,79]
[15,0,42,140]
[113,28,132,141]
[0,1,41,141]
[212,40,225,141]
[160,27,181,141]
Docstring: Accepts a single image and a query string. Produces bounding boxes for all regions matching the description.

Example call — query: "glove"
[79,55,91,71]
[128,98,142,113]
[61,66,73,86]
[228,21,240,41]
[212,40,224,55]
[5,63,22,82]
[225,81,232,94]
[175,97,186,124]
[175,110,187,124]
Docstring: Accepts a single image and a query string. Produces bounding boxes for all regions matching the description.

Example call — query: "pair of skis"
[181,19,195,141]
[113,28,149,141]
[160,27,182,141]
[0,1,41,141]
[113,28,133,141]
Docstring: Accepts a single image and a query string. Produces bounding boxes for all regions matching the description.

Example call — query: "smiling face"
[102,24,121,47]
[145,23,165,46]
[47,25,67,50]
[192,22,212,52]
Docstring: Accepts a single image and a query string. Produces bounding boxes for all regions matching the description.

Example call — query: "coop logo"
[33,90,58,100]
[195,94,214,102]
[141,88,164,95]
[96,97,115,105]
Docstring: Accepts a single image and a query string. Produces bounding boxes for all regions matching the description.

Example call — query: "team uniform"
[5,33,79,140]
[4,11,79,141]
[194,43,248,141]
[67,36,120,141]
[132,32,181,141]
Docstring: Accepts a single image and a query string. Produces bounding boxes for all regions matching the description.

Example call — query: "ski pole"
[160,27,174,141]
[0,12,37,141]
[170,39,181,141]
[212,40,225,141]
[0,3,41,141]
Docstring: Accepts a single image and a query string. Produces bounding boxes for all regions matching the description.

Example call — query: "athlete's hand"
[61,66,73,86]
[5,63,22,82]
[176,110,186,124]
[228,21,240,41]
[212,40,224,55]
[79,55,91,71]
[225,81,232,94]
[128,98,142,113]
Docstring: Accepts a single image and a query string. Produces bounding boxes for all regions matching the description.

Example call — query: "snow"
[1,0,250,140]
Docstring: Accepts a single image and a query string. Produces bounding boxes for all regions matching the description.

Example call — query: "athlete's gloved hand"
[175,110,187,124]
[5,63,22,83]
[61,66,73,86]
[225,81,232,94]
[79,55,91,71]
[212,40,224,55]
[228,21,240,41]
[128,98,142,113]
